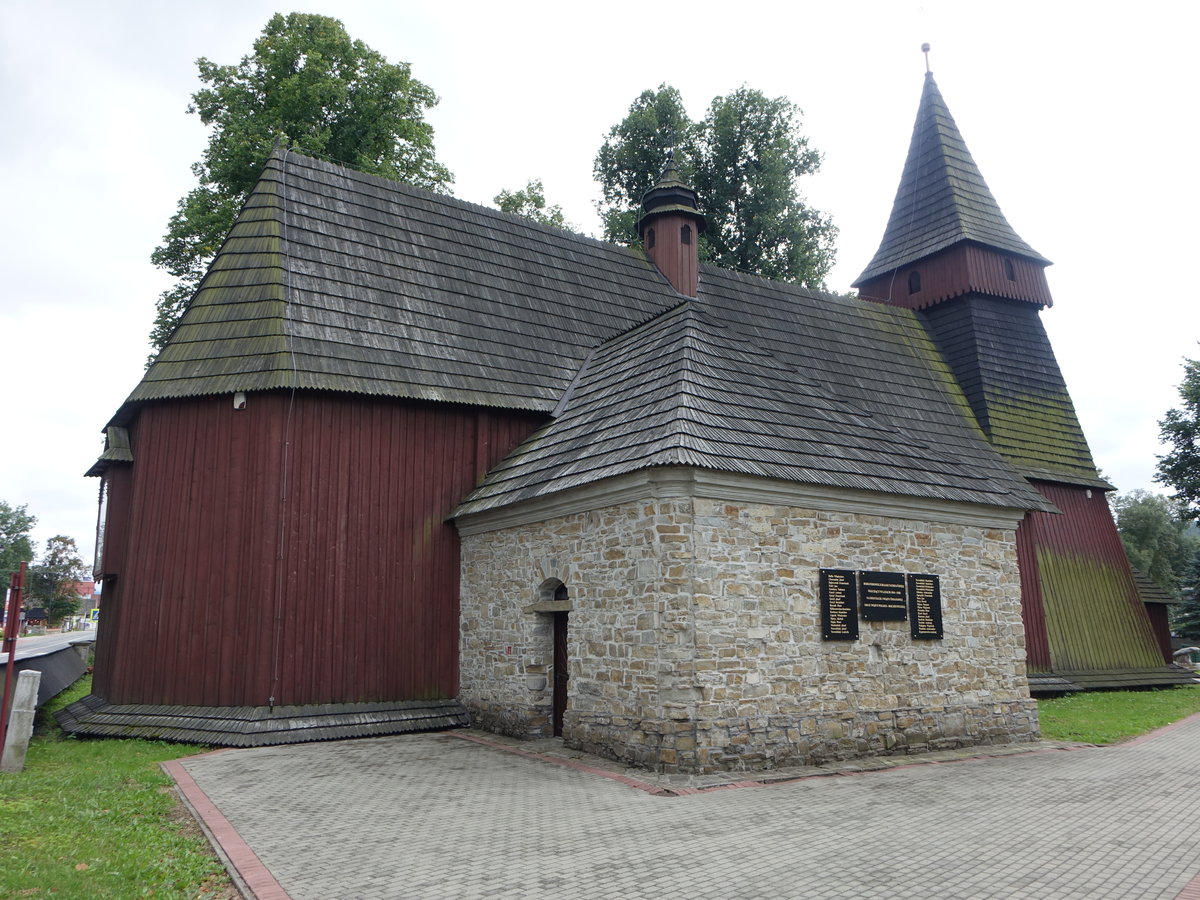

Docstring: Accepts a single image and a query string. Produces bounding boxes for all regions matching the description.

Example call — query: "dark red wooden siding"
[858,244,1052,309]
[1014,509,1051,672]
[92,464,133,699]
[643,211,700,298]
[1144,604,1174,665]
[95,393,544,707]
[1015,481,1163,673]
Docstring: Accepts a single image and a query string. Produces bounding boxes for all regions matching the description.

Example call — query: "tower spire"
[853,67,1052,308]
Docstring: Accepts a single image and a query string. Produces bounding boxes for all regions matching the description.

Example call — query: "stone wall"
[459,492,1038,773]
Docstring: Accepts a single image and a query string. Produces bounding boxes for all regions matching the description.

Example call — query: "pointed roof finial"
[638,148,706,237]
[921,42,931,73]
[663,146,679,181]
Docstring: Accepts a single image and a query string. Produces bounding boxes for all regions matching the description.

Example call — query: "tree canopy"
[149,12,453,358]
[594,86,691,247]
[1156,357,1200,519]
[494,179,567,229]
[0,500,36,589]
[1110,490,1196,598]
[594,84,837,287]
[26,535,89,624]
[1175,550,1200,643]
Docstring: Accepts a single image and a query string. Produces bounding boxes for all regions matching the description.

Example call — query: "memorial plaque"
[907,573,943,639]
[820,569,859,640]
[859,570,908,621]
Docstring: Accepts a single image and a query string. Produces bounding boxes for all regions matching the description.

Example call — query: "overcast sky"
[1,0,1197,567]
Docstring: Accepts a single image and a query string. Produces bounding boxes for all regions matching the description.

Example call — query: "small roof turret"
[636,153,707,297]
[637,153,706,237]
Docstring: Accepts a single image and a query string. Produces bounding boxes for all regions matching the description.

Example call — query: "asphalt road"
[0,628,96,664]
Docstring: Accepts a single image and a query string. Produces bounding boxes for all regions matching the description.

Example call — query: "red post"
[1,562,27,756]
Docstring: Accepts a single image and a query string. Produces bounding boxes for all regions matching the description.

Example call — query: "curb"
[163,756,292,900]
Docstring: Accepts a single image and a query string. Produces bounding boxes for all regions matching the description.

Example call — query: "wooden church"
[61,66,1193,772]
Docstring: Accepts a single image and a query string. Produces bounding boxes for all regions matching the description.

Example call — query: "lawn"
[0,676,236,899]
[1037,684,1200,744]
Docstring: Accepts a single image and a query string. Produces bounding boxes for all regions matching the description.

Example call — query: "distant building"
[70,580,98,617]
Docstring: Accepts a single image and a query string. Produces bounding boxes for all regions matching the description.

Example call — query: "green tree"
[26,535,88,625]
[149,12,453,358]
[1157,357,1200,519]
[1175,547,1200,643]
[1111,489,1196,597]
[0,500,36,590]
[594,85,693,245]
[494,179,567,229]
[692,87,835,285]
[593,84,836,286]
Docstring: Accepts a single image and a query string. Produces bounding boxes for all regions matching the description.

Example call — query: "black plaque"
[820,569,859,640]
[907,573,943,639]
[859,570,908,621]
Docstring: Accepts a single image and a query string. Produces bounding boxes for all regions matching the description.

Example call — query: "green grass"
[0,676,236,899]
[1037,684,1200,744]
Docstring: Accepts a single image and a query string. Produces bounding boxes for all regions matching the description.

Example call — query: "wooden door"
[552,611,568,737]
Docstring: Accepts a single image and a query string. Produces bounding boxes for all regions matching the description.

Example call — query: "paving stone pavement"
[171,715,1200,900]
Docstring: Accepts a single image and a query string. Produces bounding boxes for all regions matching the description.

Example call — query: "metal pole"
[0,562,27,756]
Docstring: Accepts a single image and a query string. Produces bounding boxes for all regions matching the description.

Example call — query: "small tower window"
[907,270,921,294]
[646,227,656,250]
[681,224,692,245]
[1004,258,1016,281]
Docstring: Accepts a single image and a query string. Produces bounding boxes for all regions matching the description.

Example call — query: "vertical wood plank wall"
[1015,481,1163,674]
[94,393,544,707]
[1144,605,1174,665]
[91,465,132,699]
[1014,508,1051,672]
[858,244,1052,309]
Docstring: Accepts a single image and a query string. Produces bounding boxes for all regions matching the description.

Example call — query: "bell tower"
[854,49,1182,692]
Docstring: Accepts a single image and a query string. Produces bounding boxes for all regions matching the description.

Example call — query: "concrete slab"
[168,715,1200,899]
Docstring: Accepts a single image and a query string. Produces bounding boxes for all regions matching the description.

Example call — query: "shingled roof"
[1131,569,1177,606]
[122,149,677,419]
[121,149,1051,515]
[920,296,1107,488]
[459,297,1046,515]
[854,71,1050,286]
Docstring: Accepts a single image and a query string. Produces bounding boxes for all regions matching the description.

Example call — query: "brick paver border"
[163,755,293,900]
[1179,873,1200,900]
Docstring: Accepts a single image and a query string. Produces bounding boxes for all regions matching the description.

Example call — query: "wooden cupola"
[637,154,707,298]
[853,68,1053,309]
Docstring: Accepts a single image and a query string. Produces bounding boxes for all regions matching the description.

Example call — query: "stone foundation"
[459,487,1038,774]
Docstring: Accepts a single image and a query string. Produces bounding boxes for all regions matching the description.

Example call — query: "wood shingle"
[122,149,1048,517]
[854,71,1049,287]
